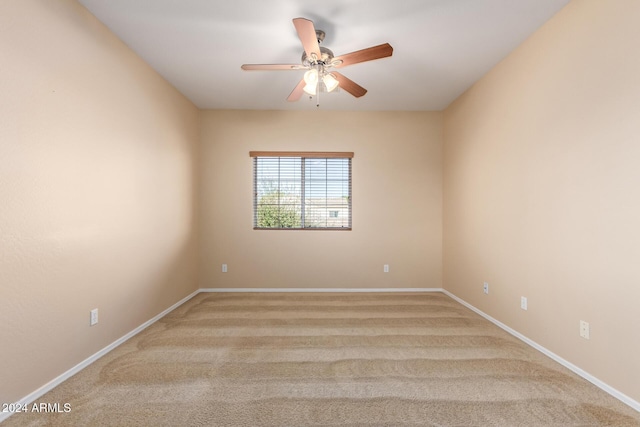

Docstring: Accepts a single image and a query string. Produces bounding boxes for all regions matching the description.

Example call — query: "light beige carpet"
[5,292,640,426]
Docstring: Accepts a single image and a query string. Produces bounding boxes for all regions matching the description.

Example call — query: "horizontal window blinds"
[251,152,352,230]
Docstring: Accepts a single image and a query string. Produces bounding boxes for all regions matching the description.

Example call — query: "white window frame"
[250,151,353,230]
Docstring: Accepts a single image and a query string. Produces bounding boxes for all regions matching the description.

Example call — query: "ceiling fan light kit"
[302,67,339,96]
[241,17,393,105]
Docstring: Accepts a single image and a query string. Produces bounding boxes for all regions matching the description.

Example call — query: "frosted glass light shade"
[303,69,319,95]
[323,73,339,92]
[303,83,317,95]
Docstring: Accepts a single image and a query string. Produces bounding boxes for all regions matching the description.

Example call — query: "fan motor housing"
[302,46,334,66]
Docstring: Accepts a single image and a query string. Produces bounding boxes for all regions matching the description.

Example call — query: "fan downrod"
[301,29,334,66]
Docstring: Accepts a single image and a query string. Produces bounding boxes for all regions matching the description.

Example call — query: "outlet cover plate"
[580,320,590,339]
[90,309,98,326]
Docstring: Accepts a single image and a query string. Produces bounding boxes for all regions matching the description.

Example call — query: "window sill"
[253,227,352,231]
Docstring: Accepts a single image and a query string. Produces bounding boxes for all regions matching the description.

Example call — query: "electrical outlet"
[383,264,389,273]
[520,296,528,310]
[222,264,228,273]
[580,320,590,339]
[90,308,98,326]
[483,282,489,294]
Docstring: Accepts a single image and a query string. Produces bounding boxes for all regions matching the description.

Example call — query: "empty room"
[1,0,639,425]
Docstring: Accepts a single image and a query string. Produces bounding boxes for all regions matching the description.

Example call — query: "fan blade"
[241,64,306,71]
[293,18,321,60]
[333,43,393,68]
[287,79,306,102]
[332,72,367,98]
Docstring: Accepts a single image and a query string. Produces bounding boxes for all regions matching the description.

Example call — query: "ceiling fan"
[241,18,393,102]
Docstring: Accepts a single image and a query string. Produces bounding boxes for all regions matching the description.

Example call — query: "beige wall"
[0,0,200,404]
[200,110,442,290]
[443,0,640,402]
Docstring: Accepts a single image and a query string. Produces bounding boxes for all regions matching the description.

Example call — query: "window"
[250,151,353,230]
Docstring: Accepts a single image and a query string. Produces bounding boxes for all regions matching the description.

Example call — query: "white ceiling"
[78,0,570,111]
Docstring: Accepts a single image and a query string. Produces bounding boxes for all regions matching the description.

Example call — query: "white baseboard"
[4,286,638,424]
[0,289,200,424]
[441,289,640,414]
[200,287,444,293]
